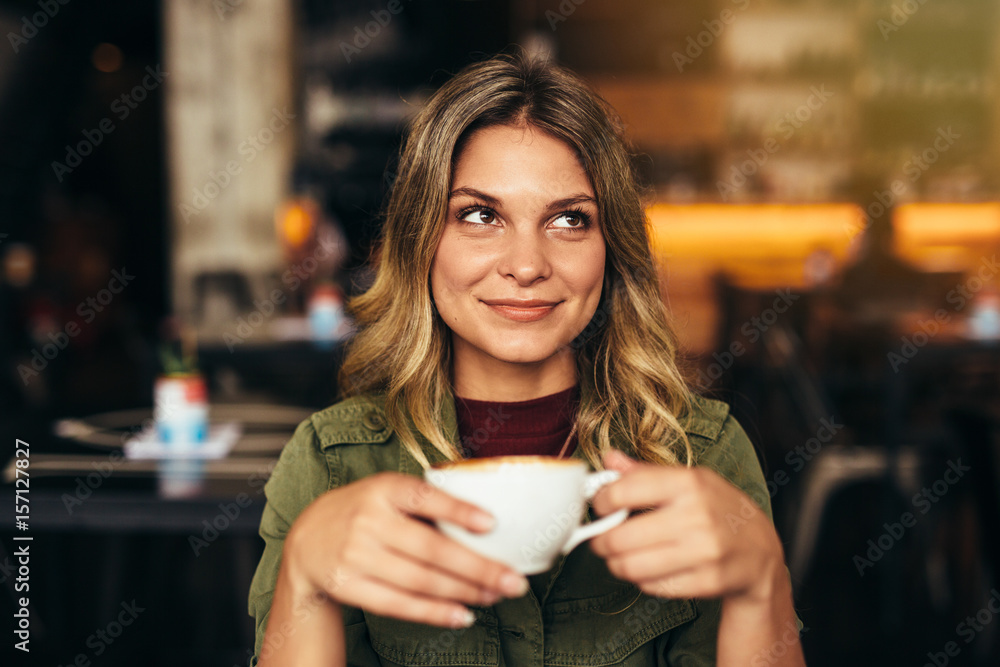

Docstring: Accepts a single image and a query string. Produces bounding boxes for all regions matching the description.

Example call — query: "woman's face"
[430,123,606,371]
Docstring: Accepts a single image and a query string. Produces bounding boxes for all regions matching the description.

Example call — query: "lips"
[480,299,560,322]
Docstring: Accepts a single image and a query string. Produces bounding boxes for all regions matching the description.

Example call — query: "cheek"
[430,264,468,315]
[568,243,607,301]
[432,256,468,298]
[429,258,456,306]
[430,234,458,297]
[431,235,494,297]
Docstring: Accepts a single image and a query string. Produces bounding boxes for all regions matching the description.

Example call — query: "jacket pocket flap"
[542,586,697,666]
[364,611,500,666]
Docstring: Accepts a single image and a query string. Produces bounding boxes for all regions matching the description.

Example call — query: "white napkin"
[124,422,242,460]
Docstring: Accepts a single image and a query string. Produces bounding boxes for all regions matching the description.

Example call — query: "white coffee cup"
[424,455,628,574]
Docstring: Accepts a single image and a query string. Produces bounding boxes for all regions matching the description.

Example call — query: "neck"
[451,343,577,401]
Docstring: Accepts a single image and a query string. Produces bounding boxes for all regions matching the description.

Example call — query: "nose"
[497,228,551,286]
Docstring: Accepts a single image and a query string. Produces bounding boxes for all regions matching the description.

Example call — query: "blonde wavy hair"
[338,47,693,470]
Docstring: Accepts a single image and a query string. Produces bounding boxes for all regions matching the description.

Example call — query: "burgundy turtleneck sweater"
[454,385,580,459]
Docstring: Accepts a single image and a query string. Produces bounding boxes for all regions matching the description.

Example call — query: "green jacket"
[248,387,776,666]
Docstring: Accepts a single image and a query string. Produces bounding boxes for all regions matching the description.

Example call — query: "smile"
[481,300,560,322]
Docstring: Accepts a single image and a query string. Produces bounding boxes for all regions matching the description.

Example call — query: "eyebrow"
[448,187,597,212]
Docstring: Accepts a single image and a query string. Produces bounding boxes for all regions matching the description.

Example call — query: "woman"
[249,49,805,666]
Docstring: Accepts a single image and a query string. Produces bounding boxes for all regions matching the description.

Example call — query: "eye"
[459,207,497,225]
[550,210,591,229]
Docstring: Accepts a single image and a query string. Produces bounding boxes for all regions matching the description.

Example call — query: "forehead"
[451,124,593,195]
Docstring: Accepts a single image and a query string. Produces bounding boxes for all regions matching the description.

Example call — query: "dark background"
[1,1,999,665]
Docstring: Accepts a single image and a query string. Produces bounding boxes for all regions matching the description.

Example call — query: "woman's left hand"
[591,450,805,666]
[589,449,786,604]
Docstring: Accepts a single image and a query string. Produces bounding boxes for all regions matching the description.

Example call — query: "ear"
[602,448,639,473]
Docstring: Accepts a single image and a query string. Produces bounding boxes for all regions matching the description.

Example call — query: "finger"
[391,477,496,533]
[589,507,690,557]
[351,541,502,607]
[644,541,728,576]
[601,448,640,473]
[591,466,695,516]
[383,516,529,598]
[638,568,709,600]
[603,539,721,585]
[341,576,479,629]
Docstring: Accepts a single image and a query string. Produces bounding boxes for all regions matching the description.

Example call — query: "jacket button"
[362,411,386,431]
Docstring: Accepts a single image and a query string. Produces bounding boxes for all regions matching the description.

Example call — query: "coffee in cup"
[424,455,627,574]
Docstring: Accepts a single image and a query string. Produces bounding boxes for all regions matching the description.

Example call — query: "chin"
[483,340,567,366]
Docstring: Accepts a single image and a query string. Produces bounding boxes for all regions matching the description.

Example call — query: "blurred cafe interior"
[1,0,1000,665]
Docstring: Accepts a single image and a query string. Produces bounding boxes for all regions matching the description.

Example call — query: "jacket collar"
[391,376,733,471]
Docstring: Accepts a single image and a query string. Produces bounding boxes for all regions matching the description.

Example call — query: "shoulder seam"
[684,393,732,442]
[310,395,394,450]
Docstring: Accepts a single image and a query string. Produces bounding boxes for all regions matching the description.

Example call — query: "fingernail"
[452,608,476,628]
[472,512,495,532]
[500,572,529,597]
[480,590,501,606]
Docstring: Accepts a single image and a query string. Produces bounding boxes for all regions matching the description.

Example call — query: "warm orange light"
[277,199,316,250]
[894,203,1000,245]
[92,43,123,73]
[646,203,865,288]
[648,203,865,256]
[893,203,1000,272]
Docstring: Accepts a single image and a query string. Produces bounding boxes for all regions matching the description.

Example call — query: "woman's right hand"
[280,472,530,629]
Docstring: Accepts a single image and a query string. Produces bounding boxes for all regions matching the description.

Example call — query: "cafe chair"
[758,325,931,593]
[944,404,1000,598]
[786,444,923,584]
